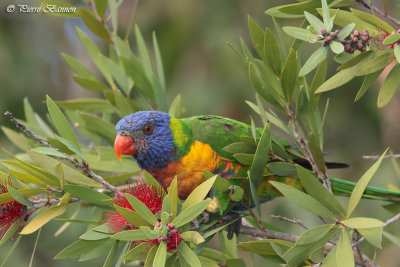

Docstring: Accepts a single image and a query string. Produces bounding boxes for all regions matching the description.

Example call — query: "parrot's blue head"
[114,111,176,171]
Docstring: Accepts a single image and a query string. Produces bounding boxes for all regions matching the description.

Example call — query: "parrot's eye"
[120,131,129,137]
[143,124,153,135]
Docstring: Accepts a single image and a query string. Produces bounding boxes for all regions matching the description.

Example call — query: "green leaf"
[337,50,373,71]
[277,0,321,16]
[310,57,328,94]
[0,188,47,205]
[55,136,85,160]
[181,176,216,212]
[114,89,135,116]
[121,56,154,98]
[143,171,164,193]
[282,27,314,42]
[94,0,107,18]
[100,56,133,95]
[30,147,67,159]
[249,122,270,215]
[54,239,108,259]
[78,113,116,145]
[315,65,358,93]
[180,231,205,245]
[321,0,332,31]
[299,46,328,77]
[150,243,166,267]
[270,181,334,219]
[144,245,157,267]
[330,41,344,54]
[304,12,324,32]
[383,231,400,247]
[233,153,254,165]
[125,194,158,225]
[264,28,281,76]
[123,242,151,261]
[64,185,111,206]
[296,165,346,217]
[394,44,400,64]
[267,162,296,176]
[6,185,32,207]
[354,70,382,102]
[135,25,153,81]
[20,203,69,235]
[321,244,336,267]
[229,185,244,202]
[1,127,31,151]
[103,240,119,267]
[337,23,356,40]
[296,224,335,245]
[168,178,178,219]
[238,239,293,255]
[382,33,400,45]
[173,200,210,228]
[336,230,354,267]
[168,94,182,118]
[79,229,111,241]
[111,229,149,241]
[73,76,110,92]
[152,32,166,96]
[56,99,114,113]
[78,7,111,42]
[61,53,97,80]
[357,50,393,76]
[308,132,326,174]
[346,148,388,217]
[350,8,393,33]
[113,205,152,227]
[0,235,21,267]
[177,242,202,267]
[223,142,256,154]
[357,227,383,248]
[0,221,19,246]
[46,95,80,150]
[341,217,385,228]
[377,64,400,107]
[248,16,265,60]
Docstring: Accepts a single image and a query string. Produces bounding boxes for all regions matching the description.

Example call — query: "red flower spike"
[105,180,164,233]
[0,183,29,240]
[166,231,182,252]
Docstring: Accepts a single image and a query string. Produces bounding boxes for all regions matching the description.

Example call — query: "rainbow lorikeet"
[114,111,400,213]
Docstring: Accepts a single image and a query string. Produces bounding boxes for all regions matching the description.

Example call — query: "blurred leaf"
[79,113,115,145]
[304,12,324,32]
[6,185,32,207]
[78,7,111,42]
[321,244,336,267]
[226,259,246,267]
[394,44,400,64]
[265,7,304,19]
[321,0,332,31]
[152,32,166,93]
[358,227,383,248]
[310,56,327,94]
[61,53,97,80]
[336,230,354,267]
[248,16,265,60]
[0,187,46,205]
[282,27,314,42]
[278,0,322,15]
[270,181,334,219]
[181,176,216,212]
[168,94,182,118]
[173,200,210,228]
[8,169,47,186]
[315,65,358,93]
[103,240,119,267]
[357,50,393,76]
[198,247,227,263]
[46,95,80,151]
[297,224,335,245]
[350,8,393,33]
[144,245,157,267]
[125,194,158,225]
[73,76,110,92]
[56,99,114,113]
[341,217,385,228]
[330,41,344,54]
[308,132,326,174]
[94,0,107,18]
[377,64,400,107]
[0,221,19,246]
[296,165,346,217]
[383,231,400,247]
[20,203,69,235]
[300,46,328,77]
[1,127,31,151]
[123,242,151,260]
[264,28,282,76]
[54,239,108,259]
[382,33,400,45]
[177,242,202,267]
[180,231,205,245]
[121,56,154,98]
[114,90,135,116]
[337,23,355,41]
[113,205,152,228]
[238,239,293,255]
[100,56,133,95]
[64,185,111,206]
[223,142,256,154]
[80,229,111,241]
[346,148,388,217]
[153,242,167,267]
[135,25,153,81]
[354,70,382,102]
[111,229,149,241]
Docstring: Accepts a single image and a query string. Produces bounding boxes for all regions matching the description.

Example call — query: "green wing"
[181,115,259,160]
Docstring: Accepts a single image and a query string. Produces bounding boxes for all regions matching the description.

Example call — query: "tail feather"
[330,177,400,203]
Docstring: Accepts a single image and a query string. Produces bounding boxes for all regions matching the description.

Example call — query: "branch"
[362,154,400,159]
[4,111,119,194]
[356,0,400,27]
[286,107,332,192]
[385,212,400,226]
[270,215,308,229]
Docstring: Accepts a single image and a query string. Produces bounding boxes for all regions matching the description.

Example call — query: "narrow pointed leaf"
[304,11,324,32]
[173,200,210,228]
[177,242,202,267]
[125,194,158,225]
[341,217,385,228]
[264,28,281,75]
[153,242,167,267]
[377,64,400,107]
[181,176,216,212]
[282,27,314,42]
[299,46,328,76]
[336,230,354,267]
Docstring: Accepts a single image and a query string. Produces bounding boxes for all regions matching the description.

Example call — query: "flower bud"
[167,223,174,230]
[352,37,358,43]
[325,35,332,42]
[353,30,360,37]
[363,30,369,36]
[321,28,327,35]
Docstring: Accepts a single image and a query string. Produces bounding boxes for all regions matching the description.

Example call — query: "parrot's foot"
[222,212,242,240]
[201,211,210,224]
[191,218,200,230]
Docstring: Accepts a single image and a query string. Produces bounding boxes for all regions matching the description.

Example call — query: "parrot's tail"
[330,177,400,203]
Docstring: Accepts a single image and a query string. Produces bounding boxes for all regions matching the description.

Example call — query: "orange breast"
[149,141,219,198]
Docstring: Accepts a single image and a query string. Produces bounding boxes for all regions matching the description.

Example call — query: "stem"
[356,0,400,26]
[4,111,119,194]
[270,215,308,229]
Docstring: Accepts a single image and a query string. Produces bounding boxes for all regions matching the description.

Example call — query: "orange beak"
[114,135,137,160]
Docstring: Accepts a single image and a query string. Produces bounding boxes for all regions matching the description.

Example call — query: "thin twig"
[355,245,366,267]
[362,154,400,159]
[356,0,400,27]
[30,198,82,204]
[385,212,400,226]
[286,107,332,192]
[4,111,119,193]
[240,201,264,230]
[270,215,308,229]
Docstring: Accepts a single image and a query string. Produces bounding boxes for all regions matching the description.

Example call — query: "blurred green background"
[0,0,400,266]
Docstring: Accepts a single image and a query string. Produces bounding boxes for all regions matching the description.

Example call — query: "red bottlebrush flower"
[166,231,182,252]
[105,180,164,233]
[0,184,29,240]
